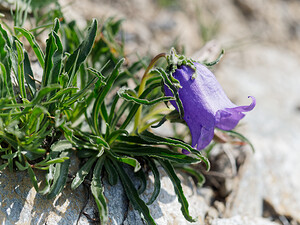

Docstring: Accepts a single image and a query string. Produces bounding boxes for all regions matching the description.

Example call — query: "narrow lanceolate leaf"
[107,95,119,125]
[158,159,196,222]
[177,165,206,187]
[0,163,8,171]
[31,84,61,105]
[221,129,255,152]
[155,68,184,118]
[71,156,97,190]
[74,129,110,150]
[112,143,199,164]
[50,140,73,153]
[117,87,175,105]
[111,154,141,172]
[65,19,98,75]
[39,164,55,195]
[138,131,210,170]
[63,76,98,107]
[0,24,11,47]
[14,40,26,99]
[107,129,128,144]
[23,51,36,96]
[48,31,63,88]
[136,168,147,195]
[112,160,156,225]
[91,157,108,224]
[48,87,78,102]
[202,49,224,67]
[47,151,71,199]
[44,157,70,165]
[92,58,124,135]
[27,163,39,192]
[15,161,28,171]
[104,158,118,186]
[146,158,160,205]
[120,82,161,130]
[42,31,57,87]
[138,130,195,154]
[14,27,45,67]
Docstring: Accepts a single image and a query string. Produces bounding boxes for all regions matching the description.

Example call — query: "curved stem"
[133,53,166,132]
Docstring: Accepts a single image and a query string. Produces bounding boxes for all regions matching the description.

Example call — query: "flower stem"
[134,53,166,132]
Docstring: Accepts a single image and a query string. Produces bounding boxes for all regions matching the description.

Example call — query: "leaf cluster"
[0,8,210,224]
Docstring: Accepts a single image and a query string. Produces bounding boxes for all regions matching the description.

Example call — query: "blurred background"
[61,1,300,224]
[1,0,300,224]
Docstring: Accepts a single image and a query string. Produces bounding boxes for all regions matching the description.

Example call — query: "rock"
[210,215,279,225]
[217,44,300,224]
[0,170,90,225]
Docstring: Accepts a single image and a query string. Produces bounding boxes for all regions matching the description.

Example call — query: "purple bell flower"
[164,62,256,151]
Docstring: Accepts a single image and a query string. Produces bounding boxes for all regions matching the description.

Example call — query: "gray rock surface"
[218,44,300,223]
[210,215,279,225]
[0,170,89,225]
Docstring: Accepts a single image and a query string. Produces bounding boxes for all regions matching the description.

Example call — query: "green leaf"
[138,130,195,153]
[0,163,8,171]
[1,151,18,159]
[39,164,55,195]
[27,163,39,192]
[14,40,26,99]
[23,51,36,96]
[63,77,97,107]
[136,168,147,195]
[50,140,73,153]
[42,31,57,87]
[107,129,128,144]
[104,158,118,186]
[146,158,160,205]
[221,129,255,152]
[107,95,119,125]
[14,27,45,67]
[202,49,225,67]
[71,156,97,190]
[120,82,161,130]
[73,129,110,150]
[138,130,210,170]
[178,166,206,187]
[112,142,199,164]
[44,157,70,165]
[47,151,71,199]
[15,161,29,171]
[158,159,196,222]
[112,159,156,225]
[65,19,98,75]
[31,84,61,105]
[0,24,11,48]
[48,87,78,102]
[117,86,174,105]
[91,157,108,224]
[92,58,124,135]
[48,31,63,88]
[155,68,184,118]
[113,154,141,173]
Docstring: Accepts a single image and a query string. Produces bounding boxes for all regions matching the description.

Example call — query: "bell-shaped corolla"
[164,62,255,150]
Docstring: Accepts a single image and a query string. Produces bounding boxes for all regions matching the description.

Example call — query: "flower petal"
[215,96,256,130]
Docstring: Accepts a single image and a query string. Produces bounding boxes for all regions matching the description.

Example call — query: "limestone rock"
[210,215,279,225]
